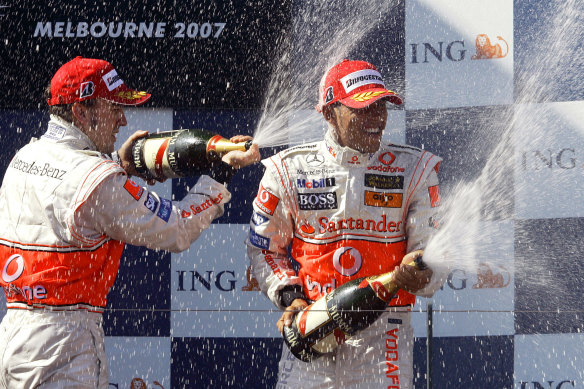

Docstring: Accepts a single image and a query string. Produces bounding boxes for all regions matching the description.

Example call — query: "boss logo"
[298,192,338,210]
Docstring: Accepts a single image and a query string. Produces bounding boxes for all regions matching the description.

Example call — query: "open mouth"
[364,127,382,134]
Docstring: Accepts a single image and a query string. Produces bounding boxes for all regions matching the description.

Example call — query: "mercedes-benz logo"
[306,153,325,166]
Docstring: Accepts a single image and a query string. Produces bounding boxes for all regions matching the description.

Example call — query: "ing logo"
[241,265,260,291]
[410,34,510,63]
[472,34,509,60]
[472,263,510,289]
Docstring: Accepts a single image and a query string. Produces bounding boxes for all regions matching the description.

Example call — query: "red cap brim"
[104,86,152,106]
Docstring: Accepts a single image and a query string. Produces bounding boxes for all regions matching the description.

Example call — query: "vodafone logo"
[370,152,404,173]
[2,254,24,283]
[1,254,47,301]
[378,152,396,166]
[254,184,280,215]
[333,247,362,277]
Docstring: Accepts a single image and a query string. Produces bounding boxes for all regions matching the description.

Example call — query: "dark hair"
[44,85,96,123]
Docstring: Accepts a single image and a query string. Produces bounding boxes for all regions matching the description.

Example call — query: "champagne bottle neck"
[207,135,251,154]
[364,256,425,302]
[365,271,400,300]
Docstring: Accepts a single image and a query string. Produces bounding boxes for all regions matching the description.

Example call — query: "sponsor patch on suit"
[249,229,270,249]
[297,192,338,210]
[364,191,403,208]
[364,174,404,190]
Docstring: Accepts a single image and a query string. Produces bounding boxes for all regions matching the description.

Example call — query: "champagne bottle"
[132,128,252,180]
[283,256,426,362]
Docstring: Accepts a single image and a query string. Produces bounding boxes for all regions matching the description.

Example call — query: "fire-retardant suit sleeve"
[70,168,231,253]
[246,157,301,310]
[405,155,449,297]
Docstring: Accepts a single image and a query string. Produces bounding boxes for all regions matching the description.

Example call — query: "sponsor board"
[105,337,170,388]
[171,224,276,337]
[514,101,584,219]
[514,334,584,388]
[413,220,515,337]
[405,0,513,109]
[33,21,226,39]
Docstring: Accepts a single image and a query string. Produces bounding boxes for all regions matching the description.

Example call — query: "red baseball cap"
[316,59,402,112]
[47,56,151,106]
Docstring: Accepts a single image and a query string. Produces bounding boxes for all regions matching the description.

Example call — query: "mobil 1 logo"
[298,192,338,210]
[297,177,335,189]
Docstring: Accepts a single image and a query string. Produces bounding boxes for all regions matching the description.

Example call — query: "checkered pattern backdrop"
[0,1,583,388]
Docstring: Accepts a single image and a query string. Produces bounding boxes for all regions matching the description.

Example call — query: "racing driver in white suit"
[0,56,260,388]
[247,59,447,388]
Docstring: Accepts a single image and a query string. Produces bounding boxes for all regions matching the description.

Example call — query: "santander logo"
[299,219,315,234]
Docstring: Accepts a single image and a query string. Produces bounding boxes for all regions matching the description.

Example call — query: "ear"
[322,105,335,123]
[71,102,90,127]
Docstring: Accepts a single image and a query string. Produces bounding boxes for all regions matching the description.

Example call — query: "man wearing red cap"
[0,56,259,388]
[247,59,446,388]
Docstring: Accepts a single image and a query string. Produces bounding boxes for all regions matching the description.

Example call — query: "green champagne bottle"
[283,256,426,362]
[132,128,251,180]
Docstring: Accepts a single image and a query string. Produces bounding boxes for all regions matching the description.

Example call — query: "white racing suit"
[247,130,445,389]
[0,116,231,388]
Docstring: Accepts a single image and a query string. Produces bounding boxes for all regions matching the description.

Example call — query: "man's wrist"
[279,285,307,307]
[111,150,122,165]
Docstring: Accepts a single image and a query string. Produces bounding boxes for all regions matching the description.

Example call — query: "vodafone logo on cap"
[2,254,25,283]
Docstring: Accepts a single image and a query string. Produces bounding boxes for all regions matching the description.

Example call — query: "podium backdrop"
[0,1,583,388]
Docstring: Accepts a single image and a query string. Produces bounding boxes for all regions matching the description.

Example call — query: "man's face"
[327,99,388,154]
[83,99,127,154]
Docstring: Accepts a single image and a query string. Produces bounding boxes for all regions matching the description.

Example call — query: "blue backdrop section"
[514,218,584,335]
[105,244,171,337]
[170,337,282,388]
[406,105,514,221]
[414,336,515,389]
[514,0,584,103]
[0,0,291,109]
[0,110,47,182]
